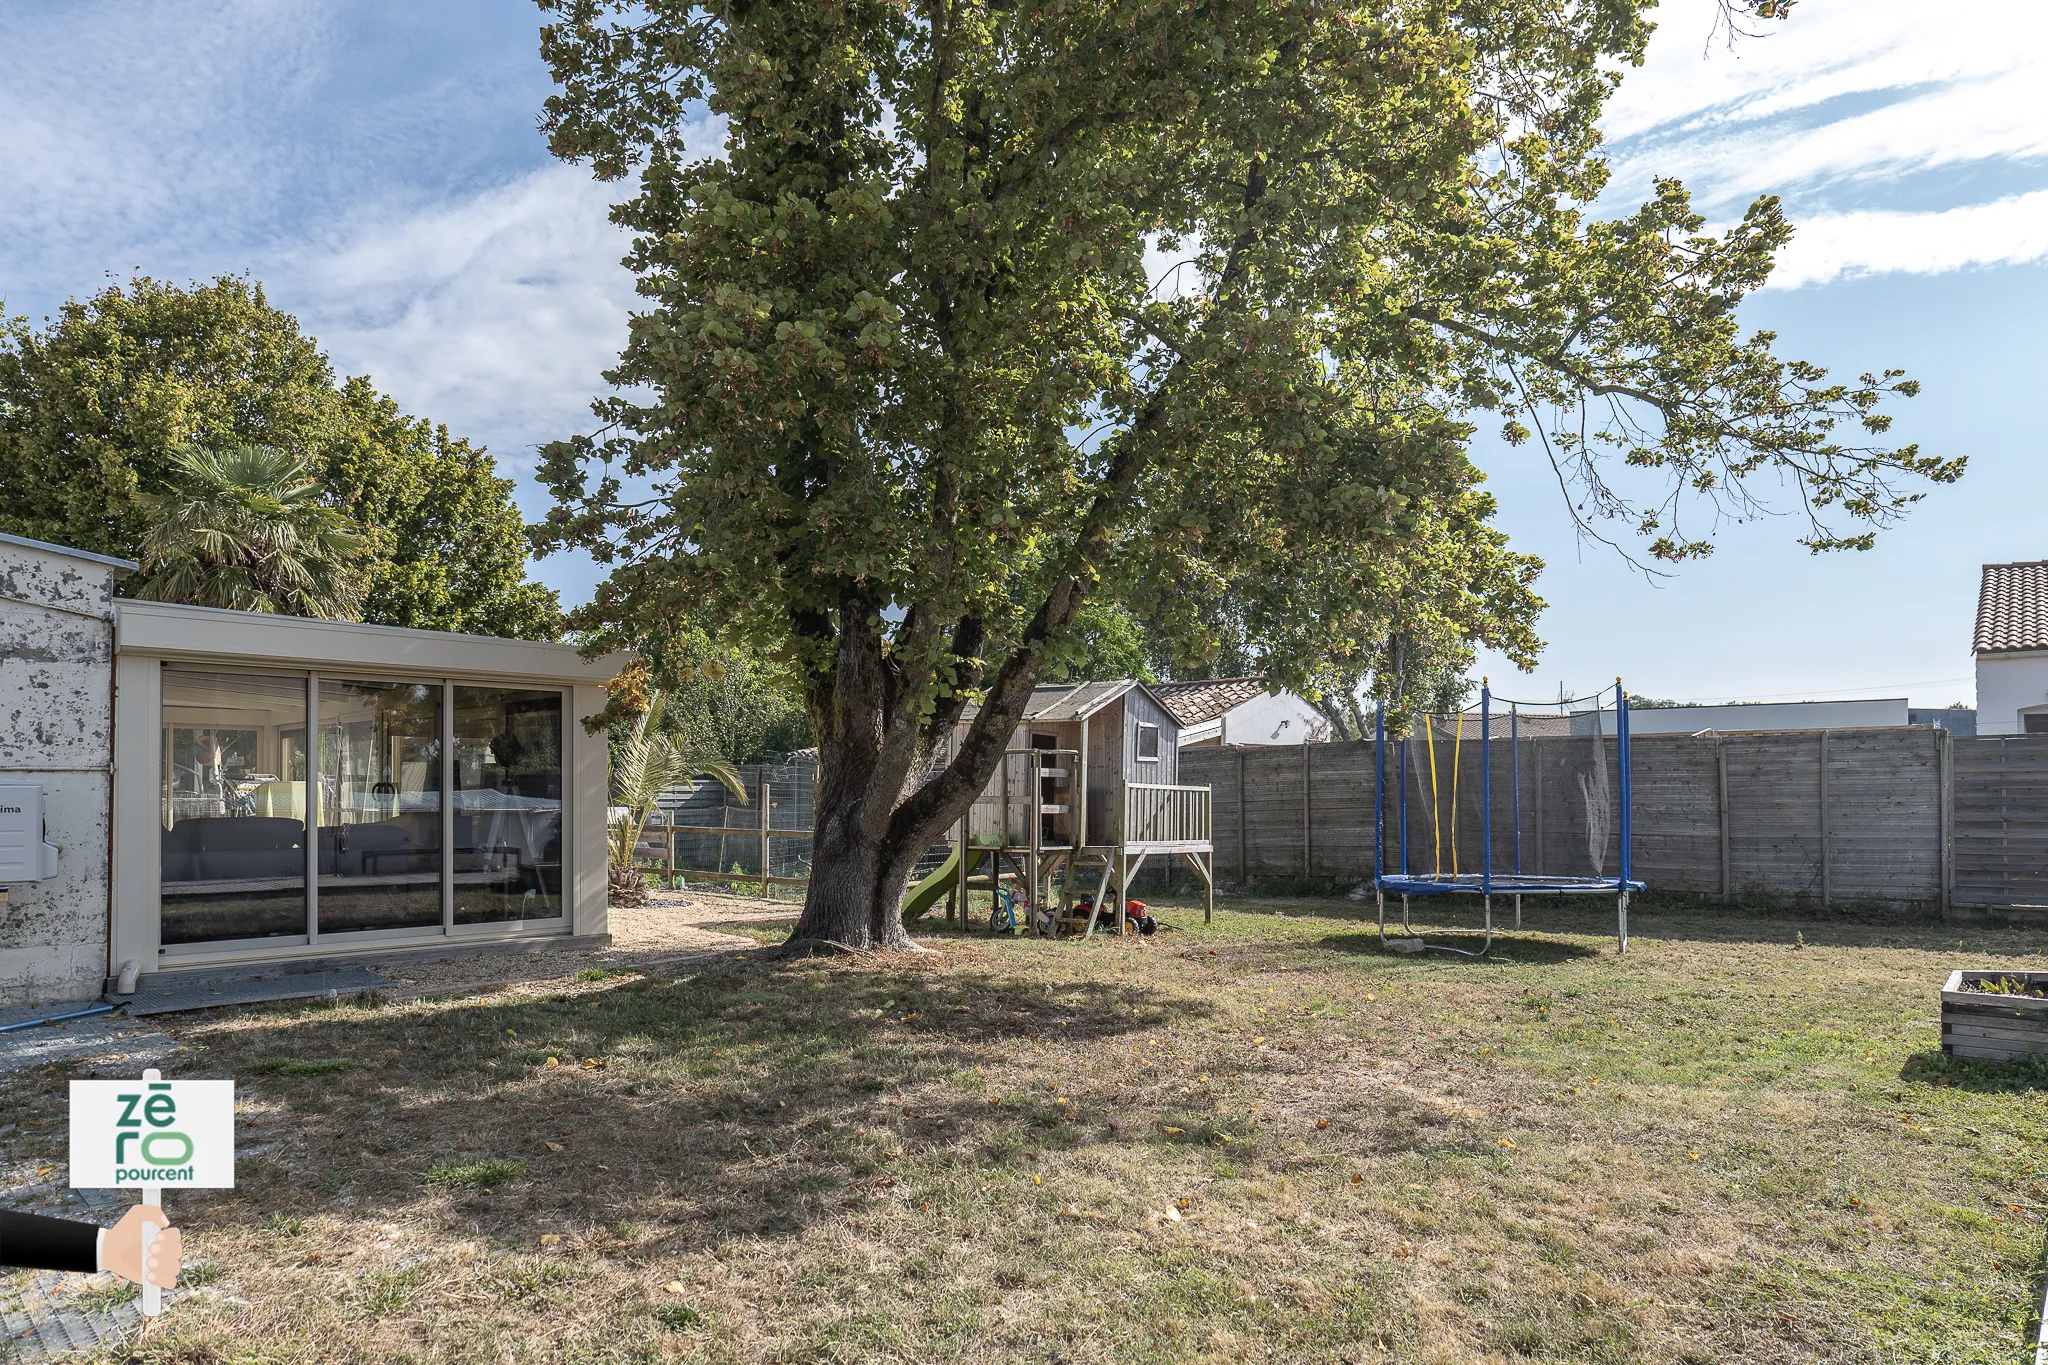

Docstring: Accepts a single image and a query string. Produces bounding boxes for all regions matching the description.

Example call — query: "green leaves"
[133,443,367,619]
[0,276,562,638]
[531,0,1946,865]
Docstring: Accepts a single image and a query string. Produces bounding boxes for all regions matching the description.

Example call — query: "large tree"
[533,0,1959,953]
[0,276,560,638]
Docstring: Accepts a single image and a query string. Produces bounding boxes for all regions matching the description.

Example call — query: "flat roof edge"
[115,599,628,682]
[0,530,139,573]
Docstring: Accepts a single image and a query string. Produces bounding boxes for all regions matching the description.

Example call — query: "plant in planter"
[1941,971,2048,1061]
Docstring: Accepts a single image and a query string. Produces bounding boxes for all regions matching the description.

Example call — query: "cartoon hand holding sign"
[67,1067,234,1315]
[0,1204,179,1288]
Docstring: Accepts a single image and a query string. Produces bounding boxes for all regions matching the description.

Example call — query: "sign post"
[70,1067,234,1315]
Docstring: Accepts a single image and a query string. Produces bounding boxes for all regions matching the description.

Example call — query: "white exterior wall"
[1181,689,1326,746]
[1975,651,2048,735]
[1601,698,1909,736]
[0,536,129,1005]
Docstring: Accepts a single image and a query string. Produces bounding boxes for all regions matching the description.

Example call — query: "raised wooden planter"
[1941,970,2048,1060]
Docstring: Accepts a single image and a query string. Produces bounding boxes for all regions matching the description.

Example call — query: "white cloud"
[275,165,637,473]
[1599,0,2048,288]
[0,1,338,294]
[1765,188,2048,288]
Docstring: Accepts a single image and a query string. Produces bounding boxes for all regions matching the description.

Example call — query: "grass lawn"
[6,894,2047,1363]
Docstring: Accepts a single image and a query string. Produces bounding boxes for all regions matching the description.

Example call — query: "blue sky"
[3,0,2043,708]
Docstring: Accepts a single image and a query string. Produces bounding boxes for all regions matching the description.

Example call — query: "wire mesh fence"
[640,762,818,898]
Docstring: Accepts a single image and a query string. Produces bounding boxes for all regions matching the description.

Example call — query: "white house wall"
[1610,698,1909,735]
[1976,652,2048,735]
[1183,690,1326,746]
[0,538,124,1005]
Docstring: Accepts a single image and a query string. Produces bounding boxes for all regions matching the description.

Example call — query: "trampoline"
[1374,680,1643,957]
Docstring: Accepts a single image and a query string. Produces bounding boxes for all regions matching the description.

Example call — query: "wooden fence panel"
[1723,734,1823,901]
[1240,746,1305,878]
[1306,742,1376,880]
[1953,736,2048,910]
[1628,736,1721,893]
[1829,729,1941,903]
[1190,725,1943,908]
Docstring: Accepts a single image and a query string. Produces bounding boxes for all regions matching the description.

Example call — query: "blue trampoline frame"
[1373,680,1644,957]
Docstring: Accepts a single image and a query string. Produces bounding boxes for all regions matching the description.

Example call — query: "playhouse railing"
[1122,780,1212,847]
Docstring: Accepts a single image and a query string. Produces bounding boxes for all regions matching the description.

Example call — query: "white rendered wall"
[1598,698,1909,735]
[1975,652,2048,735]
[0,538,123,1005]
[1183,690,1328,746]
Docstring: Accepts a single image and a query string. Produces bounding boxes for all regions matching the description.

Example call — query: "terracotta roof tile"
[1975,561,2048,654]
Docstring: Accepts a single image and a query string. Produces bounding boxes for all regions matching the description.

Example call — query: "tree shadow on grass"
[186,954,1219,1256]
[1312,932,1603,966]
[1899,1048,2048,1094]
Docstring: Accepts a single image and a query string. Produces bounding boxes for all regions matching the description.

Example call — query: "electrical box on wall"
[0,780,62,884]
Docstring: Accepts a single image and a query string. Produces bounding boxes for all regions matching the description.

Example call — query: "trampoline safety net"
[1372,681,1643,955]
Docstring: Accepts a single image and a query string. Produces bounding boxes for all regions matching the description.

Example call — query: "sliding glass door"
[317,678,444,934]
[161,665,565,951]
[160,669,311,945]
[453,687,563,923]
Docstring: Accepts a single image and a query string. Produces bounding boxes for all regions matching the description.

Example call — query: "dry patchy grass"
[3,895,2045,1363]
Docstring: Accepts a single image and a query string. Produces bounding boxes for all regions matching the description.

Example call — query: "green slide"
[901,845,987,922]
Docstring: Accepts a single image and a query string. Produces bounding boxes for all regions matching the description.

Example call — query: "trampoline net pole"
[1481,683,1491,895]
[1511,703,1521,877]
[1399,738,1409,877]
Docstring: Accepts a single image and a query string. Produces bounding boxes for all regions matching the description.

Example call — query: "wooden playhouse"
[940,680,1216,933]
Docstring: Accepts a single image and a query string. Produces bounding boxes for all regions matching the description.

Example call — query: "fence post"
[760,779,773,900]
[1818,732,1830,908]
[667,817,676,891]
[1939,727,1953,920]
[1717,737,1730,901]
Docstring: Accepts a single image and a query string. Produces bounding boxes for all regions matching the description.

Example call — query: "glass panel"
[160,668,308,944]
[317,679,443,933]
[452,687,563,923]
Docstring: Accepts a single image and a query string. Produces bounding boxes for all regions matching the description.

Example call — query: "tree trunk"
[783,745,932,954]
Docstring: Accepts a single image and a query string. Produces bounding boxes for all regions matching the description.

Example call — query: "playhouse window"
[1135,722,1160,761]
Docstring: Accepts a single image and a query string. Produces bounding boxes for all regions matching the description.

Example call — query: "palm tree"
[609,689,746,905]
[133,443,366,618]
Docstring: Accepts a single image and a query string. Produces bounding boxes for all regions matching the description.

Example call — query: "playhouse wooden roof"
[958,679,1174,725]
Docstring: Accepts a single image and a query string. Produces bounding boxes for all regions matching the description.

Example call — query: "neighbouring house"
[1601,698,1911,735]
[1151,676,1329,747]
[1908,707,1977,736]
[1975,560,2048,735]
[0,531,623,1007]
